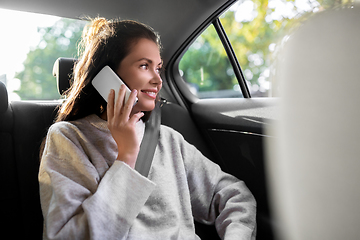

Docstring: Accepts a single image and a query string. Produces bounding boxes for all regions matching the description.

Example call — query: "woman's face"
[117,38,162,115]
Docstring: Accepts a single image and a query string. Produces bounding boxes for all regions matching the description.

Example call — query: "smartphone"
[92,65,138,105]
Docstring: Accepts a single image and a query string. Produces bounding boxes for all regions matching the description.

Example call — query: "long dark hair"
[57,17,161,122]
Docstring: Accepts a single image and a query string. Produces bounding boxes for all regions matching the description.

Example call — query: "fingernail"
[132,89,137,94]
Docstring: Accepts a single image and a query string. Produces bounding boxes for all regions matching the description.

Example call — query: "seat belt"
[135,100,162,177]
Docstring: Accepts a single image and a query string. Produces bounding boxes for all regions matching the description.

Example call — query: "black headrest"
[0,81,8,113]
[53,57,77,95]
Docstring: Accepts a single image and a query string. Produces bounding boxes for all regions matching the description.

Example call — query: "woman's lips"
[141,89,157,99]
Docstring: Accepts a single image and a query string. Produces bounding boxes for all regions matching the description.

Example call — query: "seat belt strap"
[135,101,161,177]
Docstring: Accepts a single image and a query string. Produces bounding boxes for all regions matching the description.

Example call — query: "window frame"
[212,18,250,98]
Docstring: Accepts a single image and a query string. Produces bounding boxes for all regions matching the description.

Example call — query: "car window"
[179,0,341,98]
[0,8,86,101]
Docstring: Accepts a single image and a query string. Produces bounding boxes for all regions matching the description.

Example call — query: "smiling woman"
[115,38,163,115]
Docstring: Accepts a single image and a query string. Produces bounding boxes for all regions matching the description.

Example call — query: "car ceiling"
[0,0,231,66]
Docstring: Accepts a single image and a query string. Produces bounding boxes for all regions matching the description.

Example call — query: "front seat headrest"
[268,3,360,240]
[53,57,77,95]
[0,81,8,114]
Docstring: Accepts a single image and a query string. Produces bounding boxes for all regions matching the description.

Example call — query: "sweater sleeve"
[178,133,256,240]
[39,123,156,240]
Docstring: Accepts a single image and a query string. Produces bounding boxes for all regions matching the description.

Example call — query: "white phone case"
[92,66,137,104]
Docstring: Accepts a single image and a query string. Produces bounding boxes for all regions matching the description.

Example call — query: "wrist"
[116,152,138,169]
[115,159,135,169]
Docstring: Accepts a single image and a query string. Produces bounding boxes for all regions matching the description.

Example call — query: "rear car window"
[0,9,86,101]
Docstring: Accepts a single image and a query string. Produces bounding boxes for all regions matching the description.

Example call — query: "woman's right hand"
[107,85,144,168]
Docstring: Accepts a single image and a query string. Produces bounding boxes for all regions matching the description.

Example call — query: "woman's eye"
[140,63,162,74]
[140,64,148,70]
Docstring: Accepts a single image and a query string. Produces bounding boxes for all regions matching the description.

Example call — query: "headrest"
[53,57,77,95]
[0,81,8,114]
[268,3,360,240]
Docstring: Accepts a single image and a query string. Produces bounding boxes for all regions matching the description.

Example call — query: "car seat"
[267,4,360,239]
[0,80,58,238]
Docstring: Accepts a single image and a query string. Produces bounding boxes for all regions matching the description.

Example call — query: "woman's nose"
[151,70,162,85]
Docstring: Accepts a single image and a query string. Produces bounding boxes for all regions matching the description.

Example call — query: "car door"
[161,4,278,239]
[164,81,277,240]
[190,98,276,240]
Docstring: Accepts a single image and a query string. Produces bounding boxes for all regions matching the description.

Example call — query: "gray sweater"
[39,114,256,240]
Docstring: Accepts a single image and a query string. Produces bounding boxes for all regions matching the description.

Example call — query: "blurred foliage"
[15,19,86,100]
[178,25,238,95]
[179,0,351,98]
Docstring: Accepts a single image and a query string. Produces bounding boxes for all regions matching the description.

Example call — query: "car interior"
[0,0,278,239]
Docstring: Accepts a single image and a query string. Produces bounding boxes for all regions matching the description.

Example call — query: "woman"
[39,17,256,240]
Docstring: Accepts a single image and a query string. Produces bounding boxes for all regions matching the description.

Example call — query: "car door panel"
[189,97,277,240]
[191,98,277,133]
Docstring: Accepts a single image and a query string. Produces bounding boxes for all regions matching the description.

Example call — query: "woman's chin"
[133,102,155,113]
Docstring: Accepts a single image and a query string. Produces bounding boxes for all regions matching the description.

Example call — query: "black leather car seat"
[0,81,59,238]
[0,81,20,236]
